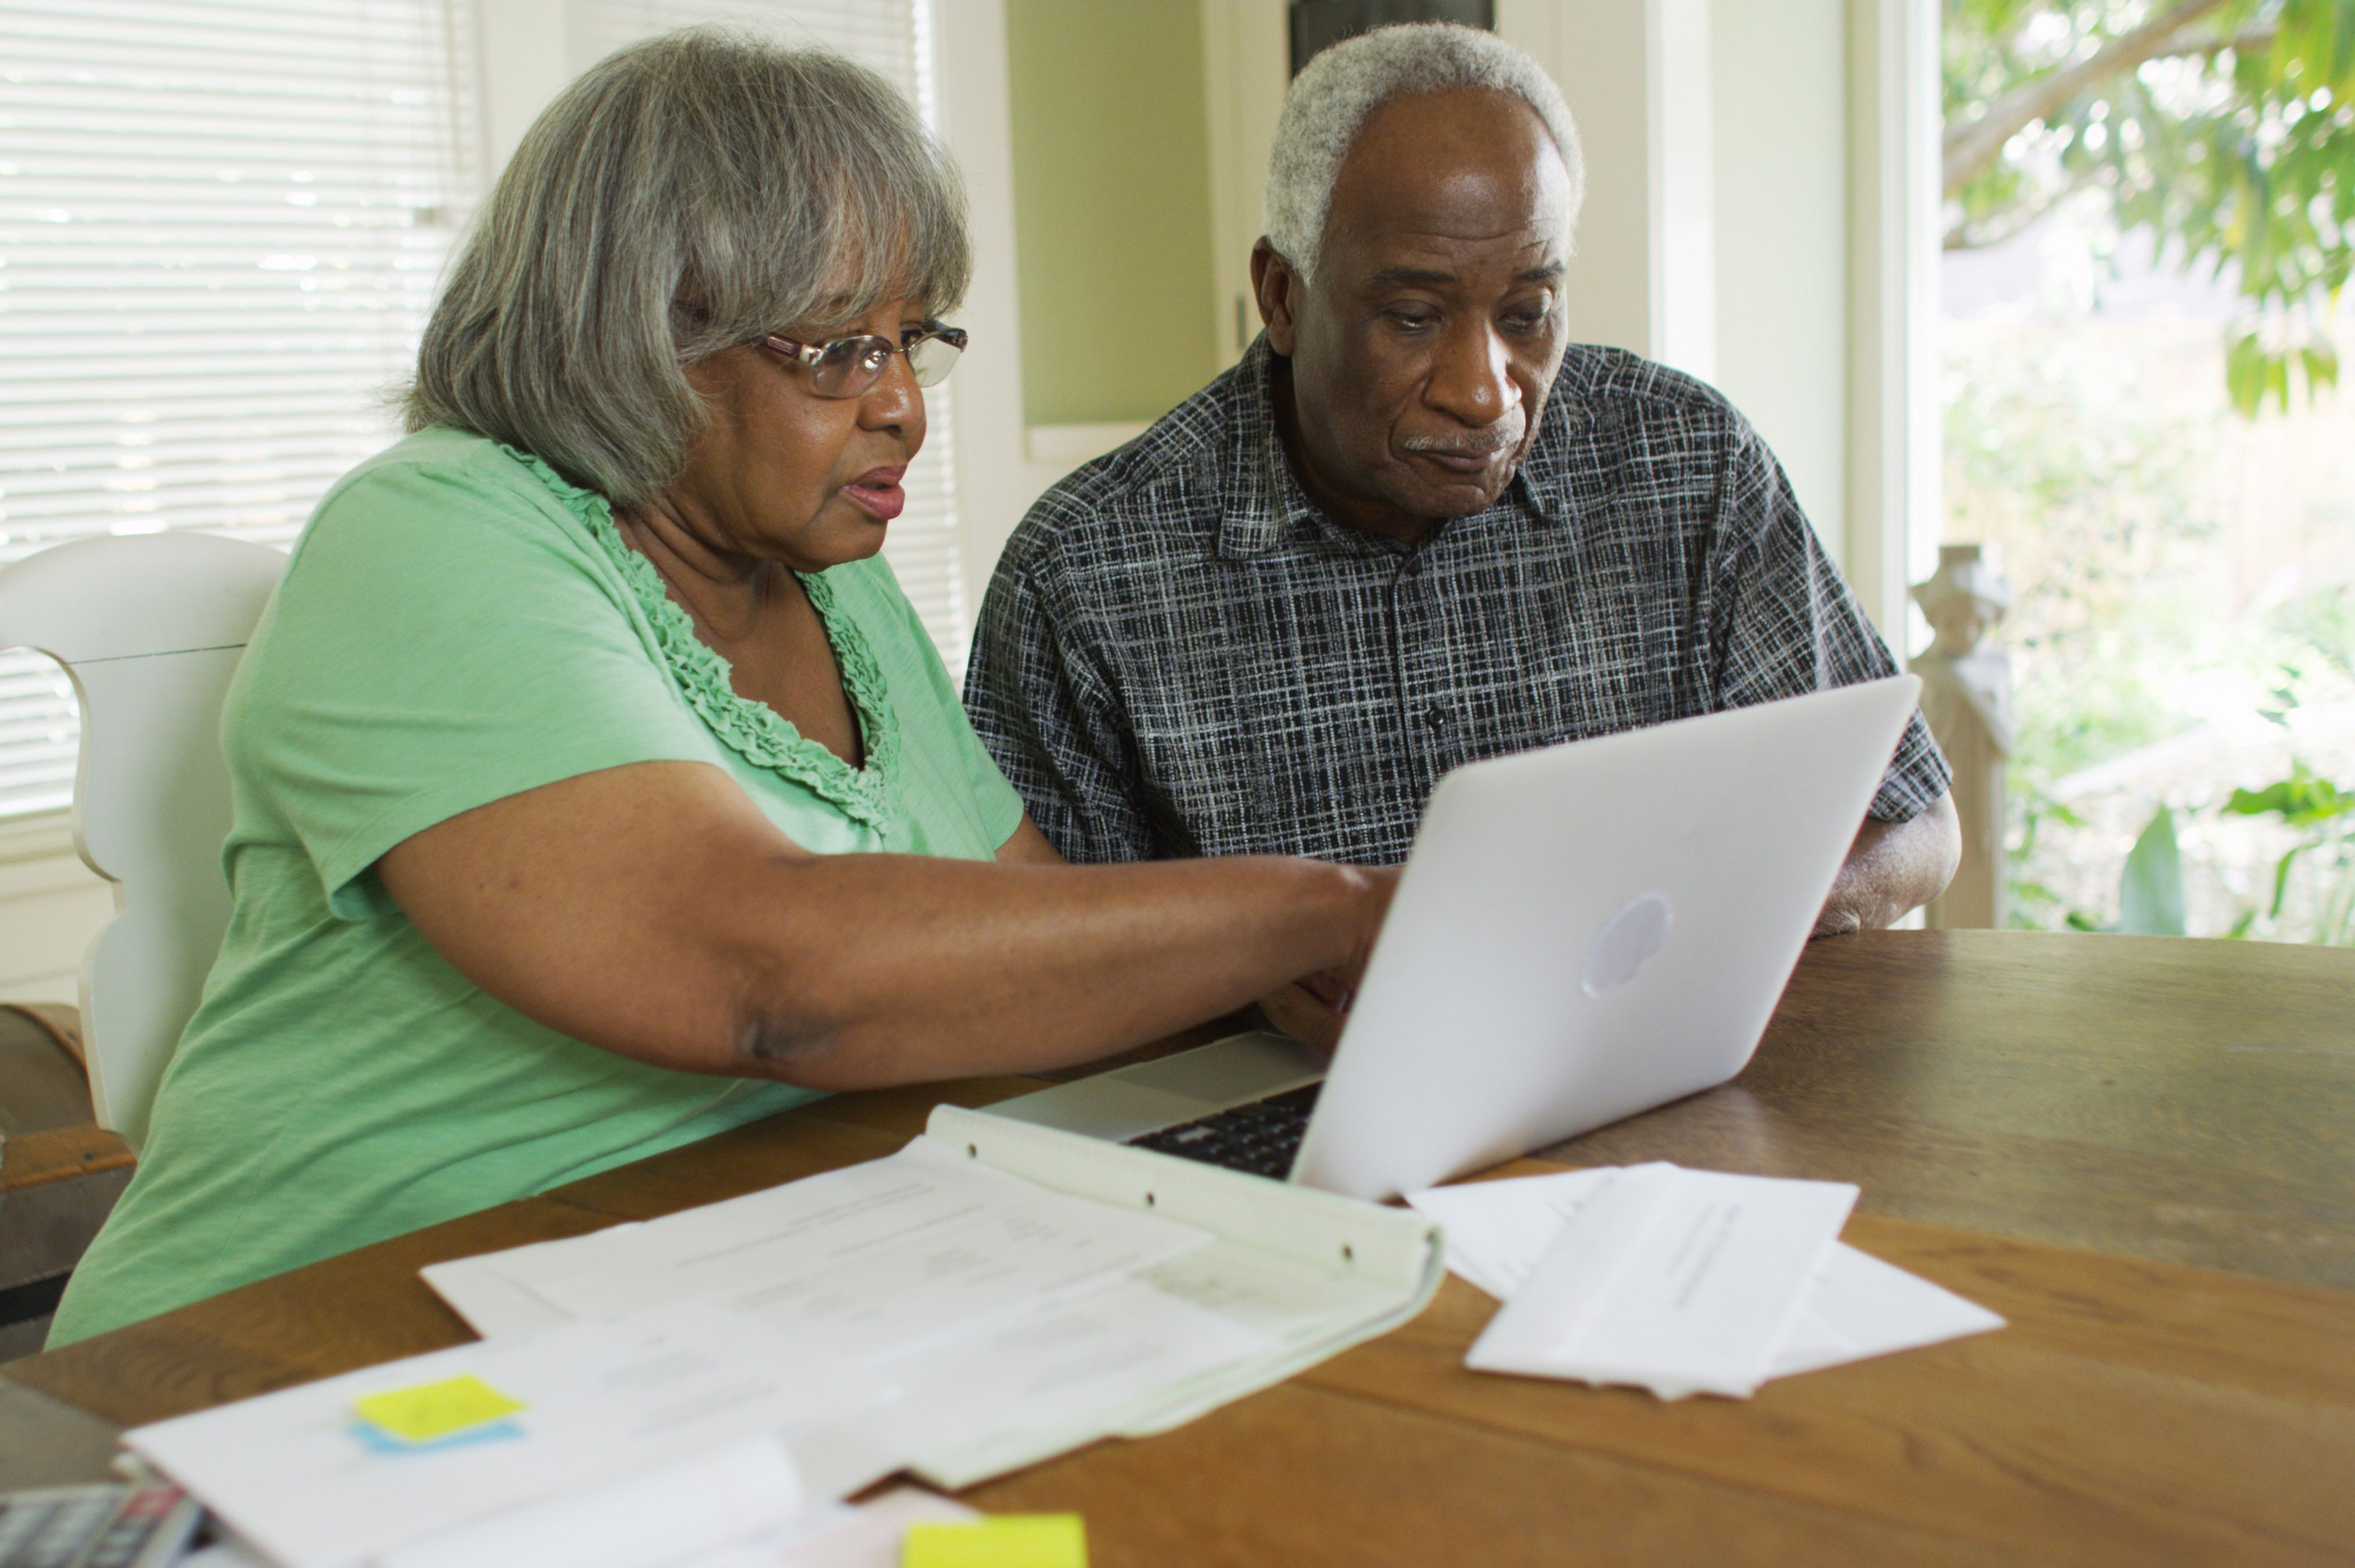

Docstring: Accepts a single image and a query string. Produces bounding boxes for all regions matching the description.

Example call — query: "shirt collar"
[1214,337,1317,560]
[1214,335,1578,559]
[1509,371,1582,527]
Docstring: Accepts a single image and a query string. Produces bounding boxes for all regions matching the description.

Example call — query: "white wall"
[1710,0,1850,567]
[472,0,572,181]
[1847,0,1945,641]
[1506,0,1932,634]
[1200,0,1291,371]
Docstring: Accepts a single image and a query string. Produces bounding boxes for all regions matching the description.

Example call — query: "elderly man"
[967,22,1957,942]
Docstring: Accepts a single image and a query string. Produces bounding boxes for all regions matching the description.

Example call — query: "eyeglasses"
[758,323,967,398]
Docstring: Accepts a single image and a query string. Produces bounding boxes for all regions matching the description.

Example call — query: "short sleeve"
[965,556,1158,863]
[1707,425,1952,821]
[232,454,719,916]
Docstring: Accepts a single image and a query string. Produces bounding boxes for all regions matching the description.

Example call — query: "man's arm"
[1814,792,1961,936]
[1701,416,1958,936]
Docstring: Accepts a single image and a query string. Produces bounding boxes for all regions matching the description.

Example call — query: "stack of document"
[425,1104,1444,1487]
[123,1106,1442,1567]
[1406,1163,2004,1400]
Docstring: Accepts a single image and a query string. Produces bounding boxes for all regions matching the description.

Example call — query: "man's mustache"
[1400,416,1525,459]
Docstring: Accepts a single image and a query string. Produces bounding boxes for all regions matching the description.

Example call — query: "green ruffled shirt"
[50,429,1024,1345]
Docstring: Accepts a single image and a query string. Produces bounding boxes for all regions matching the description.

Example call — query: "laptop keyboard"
[1125,1083,1323,1178]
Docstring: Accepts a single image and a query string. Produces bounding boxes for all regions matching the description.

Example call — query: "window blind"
[0,0,966,825]
[0,0,471,818]
[564,0,970,675]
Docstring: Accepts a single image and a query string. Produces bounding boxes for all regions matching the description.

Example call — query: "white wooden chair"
[0,533,286,1150]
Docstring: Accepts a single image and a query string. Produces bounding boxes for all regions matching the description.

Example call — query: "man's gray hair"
[1263,23,1584,282]
[405,28,970,508]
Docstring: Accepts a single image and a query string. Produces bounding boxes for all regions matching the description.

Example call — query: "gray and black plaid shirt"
[965,336,1950,866]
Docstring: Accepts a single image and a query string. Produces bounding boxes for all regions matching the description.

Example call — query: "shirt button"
[1423,704,1448,728]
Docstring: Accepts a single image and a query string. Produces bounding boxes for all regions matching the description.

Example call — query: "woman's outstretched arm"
[378,760,1389,1091]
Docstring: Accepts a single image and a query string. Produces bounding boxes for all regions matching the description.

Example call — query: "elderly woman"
[48,31,1387,1346]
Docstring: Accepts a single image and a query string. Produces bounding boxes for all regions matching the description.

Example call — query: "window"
[1941,3,2355,943]
[0,0,471,818]
[0,0,967,823]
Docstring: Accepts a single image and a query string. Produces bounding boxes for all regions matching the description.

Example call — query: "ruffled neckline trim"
[501,441,903,830]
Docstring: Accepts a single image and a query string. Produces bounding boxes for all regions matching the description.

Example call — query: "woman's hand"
[1256,979,1348,1056]
[1254,866,1399,1055]
[999,812,1394,1058]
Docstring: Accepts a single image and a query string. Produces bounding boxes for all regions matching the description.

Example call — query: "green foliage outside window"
[1946,2,2355,942]
[1945,0,2355,414]
[2224,760,2355,939]
[1944,323,2355,942]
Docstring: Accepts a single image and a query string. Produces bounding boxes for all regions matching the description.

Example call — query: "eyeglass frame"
[757,322,968,398]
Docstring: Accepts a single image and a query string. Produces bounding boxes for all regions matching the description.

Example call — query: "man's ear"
[1251,239,1300,357]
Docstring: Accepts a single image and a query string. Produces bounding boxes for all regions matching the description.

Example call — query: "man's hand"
[1813,793,1962,936]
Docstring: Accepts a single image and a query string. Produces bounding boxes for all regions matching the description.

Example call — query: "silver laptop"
[986,675,1924,1201]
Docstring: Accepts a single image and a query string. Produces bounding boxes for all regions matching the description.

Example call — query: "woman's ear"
[1251,240,1301,357]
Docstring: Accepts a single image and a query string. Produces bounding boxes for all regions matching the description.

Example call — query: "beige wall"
[1003,0,1224,428]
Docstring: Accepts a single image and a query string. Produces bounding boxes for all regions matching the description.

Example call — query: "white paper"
[413,1131,1446,1497]
[421,1242,580,1337]
[420,1138,1294,1497]
[1765,1240,2006,1375]
[429,1140,1211,1367]
[176,1477,971,1568]
[181,1544,267,1568]
[1411,1167,2004,1391]
[1405,1168,1618,1300]
[379,1434,800,1568]
[1131,1240,1402,1348]
[149,1131,1411,1568]
[706,1487,978,1568]
[126,1307,831,1568]
[1466,1165,1857,1397]
[840,1275,1276,1480]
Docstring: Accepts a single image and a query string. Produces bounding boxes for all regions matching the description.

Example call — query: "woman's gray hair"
[1263,23,1584,282]
[405,28,970,507]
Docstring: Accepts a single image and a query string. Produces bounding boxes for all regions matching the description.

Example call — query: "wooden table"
[6,931,2353,1565]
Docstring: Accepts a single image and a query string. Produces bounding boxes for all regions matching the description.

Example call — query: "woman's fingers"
[1255,980,1347,1057]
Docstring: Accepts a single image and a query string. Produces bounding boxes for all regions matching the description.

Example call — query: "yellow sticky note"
[903,1513,1086,1568]
[351,1374,526,1444]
